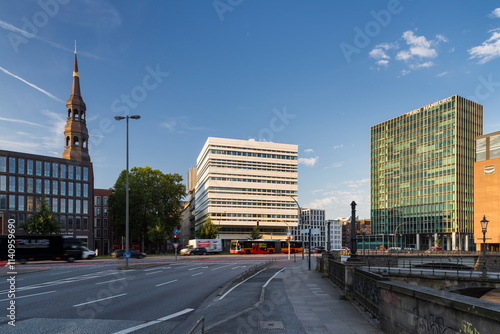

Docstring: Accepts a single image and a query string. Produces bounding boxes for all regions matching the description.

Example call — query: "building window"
[27,159,33,175]
[95,218,101,227]
[17,195,24,211]
[103,208,108,217]
[0,175,6,191]
[95,207,101,216]
[95,196,101,206]
[76,166,81,180]
[76,183,81,197]
[36,161,42,176]
[75,200,81,214]
[52,163,58,178]
[0,194,6,210]
[68,199,74,213]
[18,158,24,174]
[9,195,15,210]
[18,177,24,192]
[83,200,88,214]
[18,214,25,228]
[60,198,66,213]
[27,178,33,193]
[44,161,50,177]
[0,156,6,172]
[52,180,58,195]
[68,182,74,196]
[104,197,108,206]
[9,157,15,173]
[60,216,66,230]
[83,183,88,197]
[83,217,88,230]
[52,198,58,213]
[61,164,66,178]
[103,218,108,227]
[95,229,101,238]
[9,176,15,192]
[76,216,81,230]
[103,229,108,238]
[27,196,33,211]
[68,165,74,179]
[61,181,66,196]
[68,216,73,229]
[83,167,88,181]
[44,179,50,195]
[36,179,42,194]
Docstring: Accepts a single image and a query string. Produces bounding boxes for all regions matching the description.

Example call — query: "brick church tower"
[62,44,90,162]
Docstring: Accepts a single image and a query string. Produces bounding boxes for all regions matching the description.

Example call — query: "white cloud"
[298,157,318,166]
[304,148,314,154]
[343,178,369,188]
[161,117,206,134]
[332,144,343,150]
[325,162,344,169]
[489,8,500,18]
[436,71,449,77]
[306,185,370,219]
[0,117,44,127]
[468,31,500,64]
[376,59,389,67]
[410,61,434,70]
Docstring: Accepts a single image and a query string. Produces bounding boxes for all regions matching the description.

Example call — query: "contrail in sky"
[0,66,64,103]
[0,117,45,127]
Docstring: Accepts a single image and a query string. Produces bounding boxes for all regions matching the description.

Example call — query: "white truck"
[188,239,222,253]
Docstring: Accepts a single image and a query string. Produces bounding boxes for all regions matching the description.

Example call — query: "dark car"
[314,247,326,254]
[186,247,208,255]
[111,249,146,259]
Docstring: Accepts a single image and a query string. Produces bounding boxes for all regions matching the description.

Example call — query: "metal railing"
[188,316,205,334]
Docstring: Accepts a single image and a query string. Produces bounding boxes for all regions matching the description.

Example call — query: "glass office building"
[371,96,482,250]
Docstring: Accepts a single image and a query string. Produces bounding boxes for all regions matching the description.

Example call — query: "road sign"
[290,235,294,241]
[123,251,131,259]
[287,232,291,237]
[173,243,179,249]
[173,229,179,235]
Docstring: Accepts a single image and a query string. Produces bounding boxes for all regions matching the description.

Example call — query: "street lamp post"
[481,215,489,278]
[362,225,366,256]
[289,196,305,259]
[115,115,141,268]
[278,220,291,260]
[394,222,406,250]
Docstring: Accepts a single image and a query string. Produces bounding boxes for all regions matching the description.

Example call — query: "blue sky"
[1,1,500,220]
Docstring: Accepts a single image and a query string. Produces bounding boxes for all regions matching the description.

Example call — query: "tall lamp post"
[481,215,489,278]
[394,222,406,249]
[289,196,305,259]
[115,115,141,268]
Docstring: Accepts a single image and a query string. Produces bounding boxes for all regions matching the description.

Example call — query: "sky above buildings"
[1,1,500,219]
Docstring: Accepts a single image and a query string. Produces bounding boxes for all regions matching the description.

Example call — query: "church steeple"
[63,42,90,162]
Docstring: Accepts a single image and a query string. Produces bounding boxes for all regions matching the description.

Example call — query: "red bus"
[230,240,281,254]
[280,241,303,254]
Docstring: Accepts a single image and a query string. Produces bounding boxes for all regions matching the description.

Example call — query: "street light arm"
[394,222,407,249]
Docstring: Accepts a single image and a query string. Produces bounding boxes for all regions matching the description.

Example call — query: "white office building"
[195,137,299,249]
[293,208,325,249]
[327,219,342,250]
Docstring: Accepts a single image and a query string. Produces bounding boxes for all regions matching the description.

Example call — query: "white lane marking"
[231,266,247,269]
[49,271,73,276]
[0,290,56,302]
[145,271,163,275]
[95,278,127,285]
[73,293,127,307]
[218,268,267,300]
[156,279,177,287]
[191,272,203,277]
[188,266,208,271]
[211,264,231,271]
[263,268,286,288]
[144,268,161,271]
[112,308,194,334]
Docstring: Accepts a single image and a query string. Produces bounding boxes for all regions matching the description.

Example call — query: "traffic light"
[174,234,177,240]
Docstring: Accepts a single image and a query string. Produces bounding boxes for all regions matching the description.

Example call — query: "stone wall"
[378,280,500,334]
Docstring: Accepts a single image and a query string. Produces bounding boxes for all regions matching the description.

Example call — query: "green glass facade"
[370,96,483,250]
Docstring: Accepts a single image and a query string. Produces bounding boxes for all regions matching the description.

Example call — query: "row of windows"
[209,161,297,173]
[211,149,297,160]
[0,195,91,214]
[0,176,89,197]
[210,187,297,195]
[5,212,89,231]
[210,177,297,185]
[210,200,297,208]
[0,156,89,180]
[211,213,297,219]
[95,196,108,206]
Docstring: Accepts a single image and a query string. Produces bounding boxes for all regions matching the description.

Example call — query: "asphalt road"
[0,256,277,333]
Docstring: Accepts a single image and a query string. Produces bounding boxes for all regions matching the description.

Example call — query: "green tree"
[21,197,61,235]
[108,166,186,252]
[249,226,263,240]
[195,217,220,239]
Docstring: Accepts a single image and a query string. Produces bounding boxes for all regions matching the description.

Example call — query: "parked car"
[179,246,193,255]
[81,246,96,259]
[184,247,208,255]
[111,249,146,259]
[314,247,326,254]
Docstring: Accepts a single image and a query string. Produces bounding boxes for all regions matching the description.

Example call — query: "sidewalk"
[283,257,383,334]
